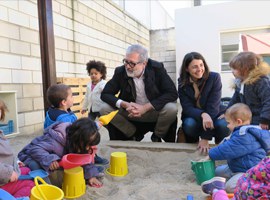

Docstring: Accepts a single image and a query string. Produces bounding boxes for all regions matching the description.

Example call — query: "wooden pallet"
[57,77,89,119]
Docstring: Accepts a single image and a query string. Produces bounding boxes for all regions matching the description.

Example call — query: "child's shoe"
[201,177,226,194]
[95,154,109,165]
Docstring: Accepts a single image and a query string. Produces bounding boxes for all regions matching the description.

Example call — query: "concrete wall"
[150,28,176,84]
[175,1,270,97]
[0,0,149,136]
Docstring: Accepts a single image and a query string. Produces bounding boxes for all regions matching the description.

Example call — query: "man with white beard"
[100,44,178,142]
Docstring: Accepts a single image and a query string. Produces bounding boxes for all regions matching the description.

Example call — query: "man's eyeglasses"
[123,59,142,68]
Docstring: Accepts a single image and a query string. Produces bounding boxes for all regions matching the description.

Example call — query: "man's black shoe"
[151,133,162,142]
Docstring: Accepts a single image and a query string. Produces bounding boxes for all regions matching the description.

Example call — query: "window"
[220,28,270,72]
[221,44,239,71]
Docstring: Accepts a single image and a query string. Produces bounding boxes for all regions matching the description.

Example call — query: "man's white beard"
[126,68,142,78]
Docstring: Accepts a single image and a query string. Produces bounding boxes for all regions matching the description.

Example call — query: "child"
[227,51,270,130]
[207,103,270,193]
[44,84,77,128]
[201,156,270,199]
[0,100,34,198]
[81,60,107,121]
[81,60,108,165]
[45,82,108,165]
[18,118,103,187]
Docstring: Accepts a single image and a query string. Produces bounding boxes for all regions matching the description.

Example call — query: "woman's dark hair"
[179,52,210,88]
[66,118,100,154]
[86,60,107,80]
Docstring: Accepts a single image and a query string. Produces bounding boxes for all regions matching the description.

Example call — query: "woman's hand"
[260,123,269,130]
[218,114,225,119]
[197,139,209,155]
[201,113,214,131]
[10,171,18,182]
[89,177,103,188]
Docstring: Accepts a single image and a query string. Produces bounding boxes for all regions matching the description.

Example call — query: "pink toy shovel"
[59,153,92,169]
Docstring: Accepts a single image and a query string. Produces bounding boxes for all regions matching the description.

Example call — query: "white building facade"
[175,1,270,97]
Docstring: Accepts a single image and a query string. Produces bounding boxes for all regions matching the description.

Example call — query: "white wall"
[150,1,174,30]
[175,1,270,97]
[112,0,174,30]
[123,1,151,28]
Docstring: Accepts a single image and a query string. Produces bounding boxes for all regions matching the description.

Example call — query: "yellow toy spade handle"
[99,110,119,125]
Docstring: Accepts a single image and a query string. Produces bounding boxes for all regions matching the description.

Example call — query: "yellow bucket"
[62,166,86,199]
[30,176,64,200]
[106,152,128,177]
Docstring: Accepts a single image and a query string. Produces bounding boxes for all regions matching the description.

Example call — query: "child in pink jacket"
[202,156,270,200]
[0,100,34,198]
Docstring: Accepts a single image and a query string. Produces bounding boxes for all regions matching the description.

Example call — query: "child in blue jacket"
[208,103,270,193]
[44,83,108,166]
[44,84,77,128]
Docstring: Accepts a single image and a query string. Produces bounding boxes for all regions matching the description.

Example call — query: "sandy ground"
[9,127,210,200]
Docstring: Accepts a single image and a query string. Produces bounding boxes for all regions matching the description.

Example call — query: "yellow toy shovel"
[99,110,119,125]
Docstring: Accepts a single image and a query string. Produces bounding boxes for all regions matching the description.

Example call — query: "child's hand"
[49,160,60,171]
[260,123,269,130]
[17,161,25,167]
[10,171,18,182]
[198,156,210,162]
[218,114,225,119]
[96,121,103,129]
[88,177,103,188]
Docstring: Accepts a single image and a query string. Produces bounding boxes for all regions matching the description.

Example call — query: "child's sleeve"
[82,83,91,110]
[0,162,13,185]
[209,134,254,160]
[29,145,61,171]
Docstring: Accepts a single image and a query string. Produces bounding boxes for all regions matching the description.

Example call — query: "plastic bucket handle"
[34,176,48,200]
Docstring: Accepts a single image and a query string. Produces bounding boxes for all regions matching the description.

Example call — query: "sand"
[10,128,210,200]
[84,145,209,200]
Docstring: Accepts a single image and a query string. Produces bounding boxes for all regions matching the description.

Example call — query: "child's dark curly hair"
[86,60,107,80]
[66,118,100,154]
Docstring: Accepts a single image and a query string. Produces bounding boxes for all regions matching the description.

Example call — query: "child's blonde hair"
[0,100,8,121]
[229,51,268,78]
[225,103,252,123]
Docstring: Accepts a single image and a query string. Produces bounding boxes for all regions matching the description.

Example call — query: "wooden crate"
[57,77,89,119]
